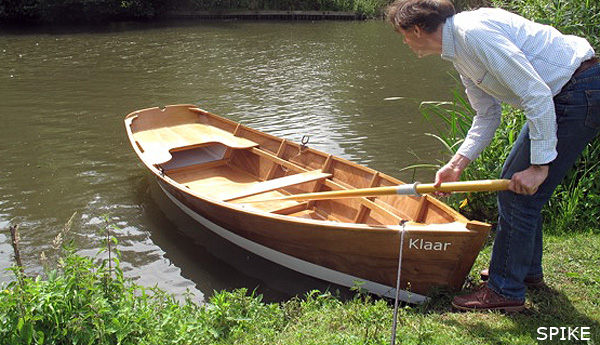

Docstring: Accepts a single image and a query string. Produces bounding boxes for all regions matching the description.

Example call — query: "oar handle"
[241,179,510,203]
[407,179,510,195]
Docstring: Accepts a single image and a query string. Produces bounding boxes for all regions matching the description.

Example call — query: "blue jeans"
[488,63,600,301]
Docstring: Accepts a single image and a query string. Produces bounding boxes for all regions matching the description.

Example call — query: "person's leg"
[489,68,600,301]
[454,65,600,310]
[480,215,543,286]
[488,124,547,300]
[479,138,543,284]
[526,216,543,280]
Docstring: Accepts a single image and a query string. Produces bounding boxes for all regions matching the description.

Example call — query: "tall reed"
[416,89,525,224]
[418,87,600,234]
[490,0,600,49]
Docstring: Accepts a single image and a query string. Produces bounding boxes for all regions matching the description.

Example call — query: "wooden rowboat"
[124,104,490,303]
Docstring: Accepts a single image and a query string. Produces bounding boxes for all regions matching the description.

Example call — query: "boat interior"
[127,105,462,226]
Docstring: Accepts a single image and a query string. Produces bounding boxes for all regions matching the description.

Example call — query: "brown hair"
[386,0,456,33]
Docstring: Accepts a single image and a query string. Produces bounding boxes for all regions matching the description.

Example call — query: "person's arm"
[509,164,549,195]
[434,75,501,189]
[455,75,502,162]
[435,153,471,185]
[465,29,556,194]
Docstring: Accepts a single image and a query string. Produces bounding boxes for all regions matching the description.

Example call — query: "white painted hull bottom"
[159,184,428,304]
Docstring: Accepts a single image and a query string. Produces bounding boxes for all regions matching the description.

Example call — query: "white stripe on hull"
[159,183,427,304]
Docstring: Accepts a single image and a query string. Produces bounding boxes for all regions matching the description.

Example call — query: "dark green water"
[0,20,458,302]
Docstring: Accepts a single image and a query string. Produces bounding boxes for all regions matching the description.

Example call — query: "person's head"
[386,0,456,34]
[386,0,455,57]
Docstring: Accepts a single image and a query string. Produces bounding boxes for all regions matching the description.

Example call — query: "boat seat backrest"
[132,116,258,166]
[130,107,199,132]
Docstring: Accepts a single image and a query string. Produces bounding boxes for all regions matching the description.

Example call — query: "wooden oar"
[242,179,510,203]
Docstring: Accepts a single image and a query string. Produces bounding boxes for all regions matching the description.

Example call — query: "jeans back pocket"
[585,90,600,130]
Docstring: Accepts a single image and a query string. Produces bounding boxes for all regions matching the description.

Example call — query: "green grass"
[1,225,598,344]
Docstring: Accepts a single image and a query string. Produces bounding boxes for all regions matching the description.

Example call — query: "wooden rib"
[233,123,242,136]
[307,154,333,209]
[319,176,411,220]
[265,140,288,180]
[353,172,380,223]
[221,123,242,160]
[224,170,331,202]
[311,207,342,222]
[250,147,405,222]
[413,196,428,223]
[251,147,307,173]
[323,179,406,223]
[321,154,334,173]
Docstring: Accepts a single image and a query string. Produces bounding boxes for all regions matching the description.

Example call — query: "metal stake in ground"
[390,220,407,345]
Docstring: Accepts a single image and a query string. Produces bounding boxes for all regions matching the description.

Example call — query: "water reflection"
[0,20,457,302]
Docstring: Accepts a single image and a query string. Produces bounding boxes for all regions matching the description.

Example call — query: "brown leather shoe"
[452,283,525,312]
[480,268,545,288]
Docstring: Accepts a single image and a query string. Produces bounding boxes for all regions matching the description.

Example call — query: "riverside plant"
[490,0,600,49]
[413,87,600,234]
[1,223,598,344]
[0,222,286,345]
[403,88,522,224]
[0,221,403,345]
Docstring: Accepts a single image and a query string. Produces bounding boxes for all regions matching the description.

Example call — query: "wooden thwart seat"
[224,170,332,202]
[249,147,410,221]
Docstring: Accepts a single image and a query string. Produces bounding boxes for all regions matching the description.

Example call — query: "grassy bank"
[1,227,598,344]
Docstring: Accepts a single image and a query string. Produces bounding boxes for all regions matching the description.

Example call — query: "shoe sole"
[452,302,525,313]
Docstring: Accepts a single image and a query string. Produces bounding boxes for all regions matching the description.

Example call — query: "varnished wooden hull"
[124,105,491,302]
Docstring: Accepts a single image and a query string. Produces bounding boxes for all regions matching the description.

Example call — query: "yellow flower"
[459,198,469,209]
